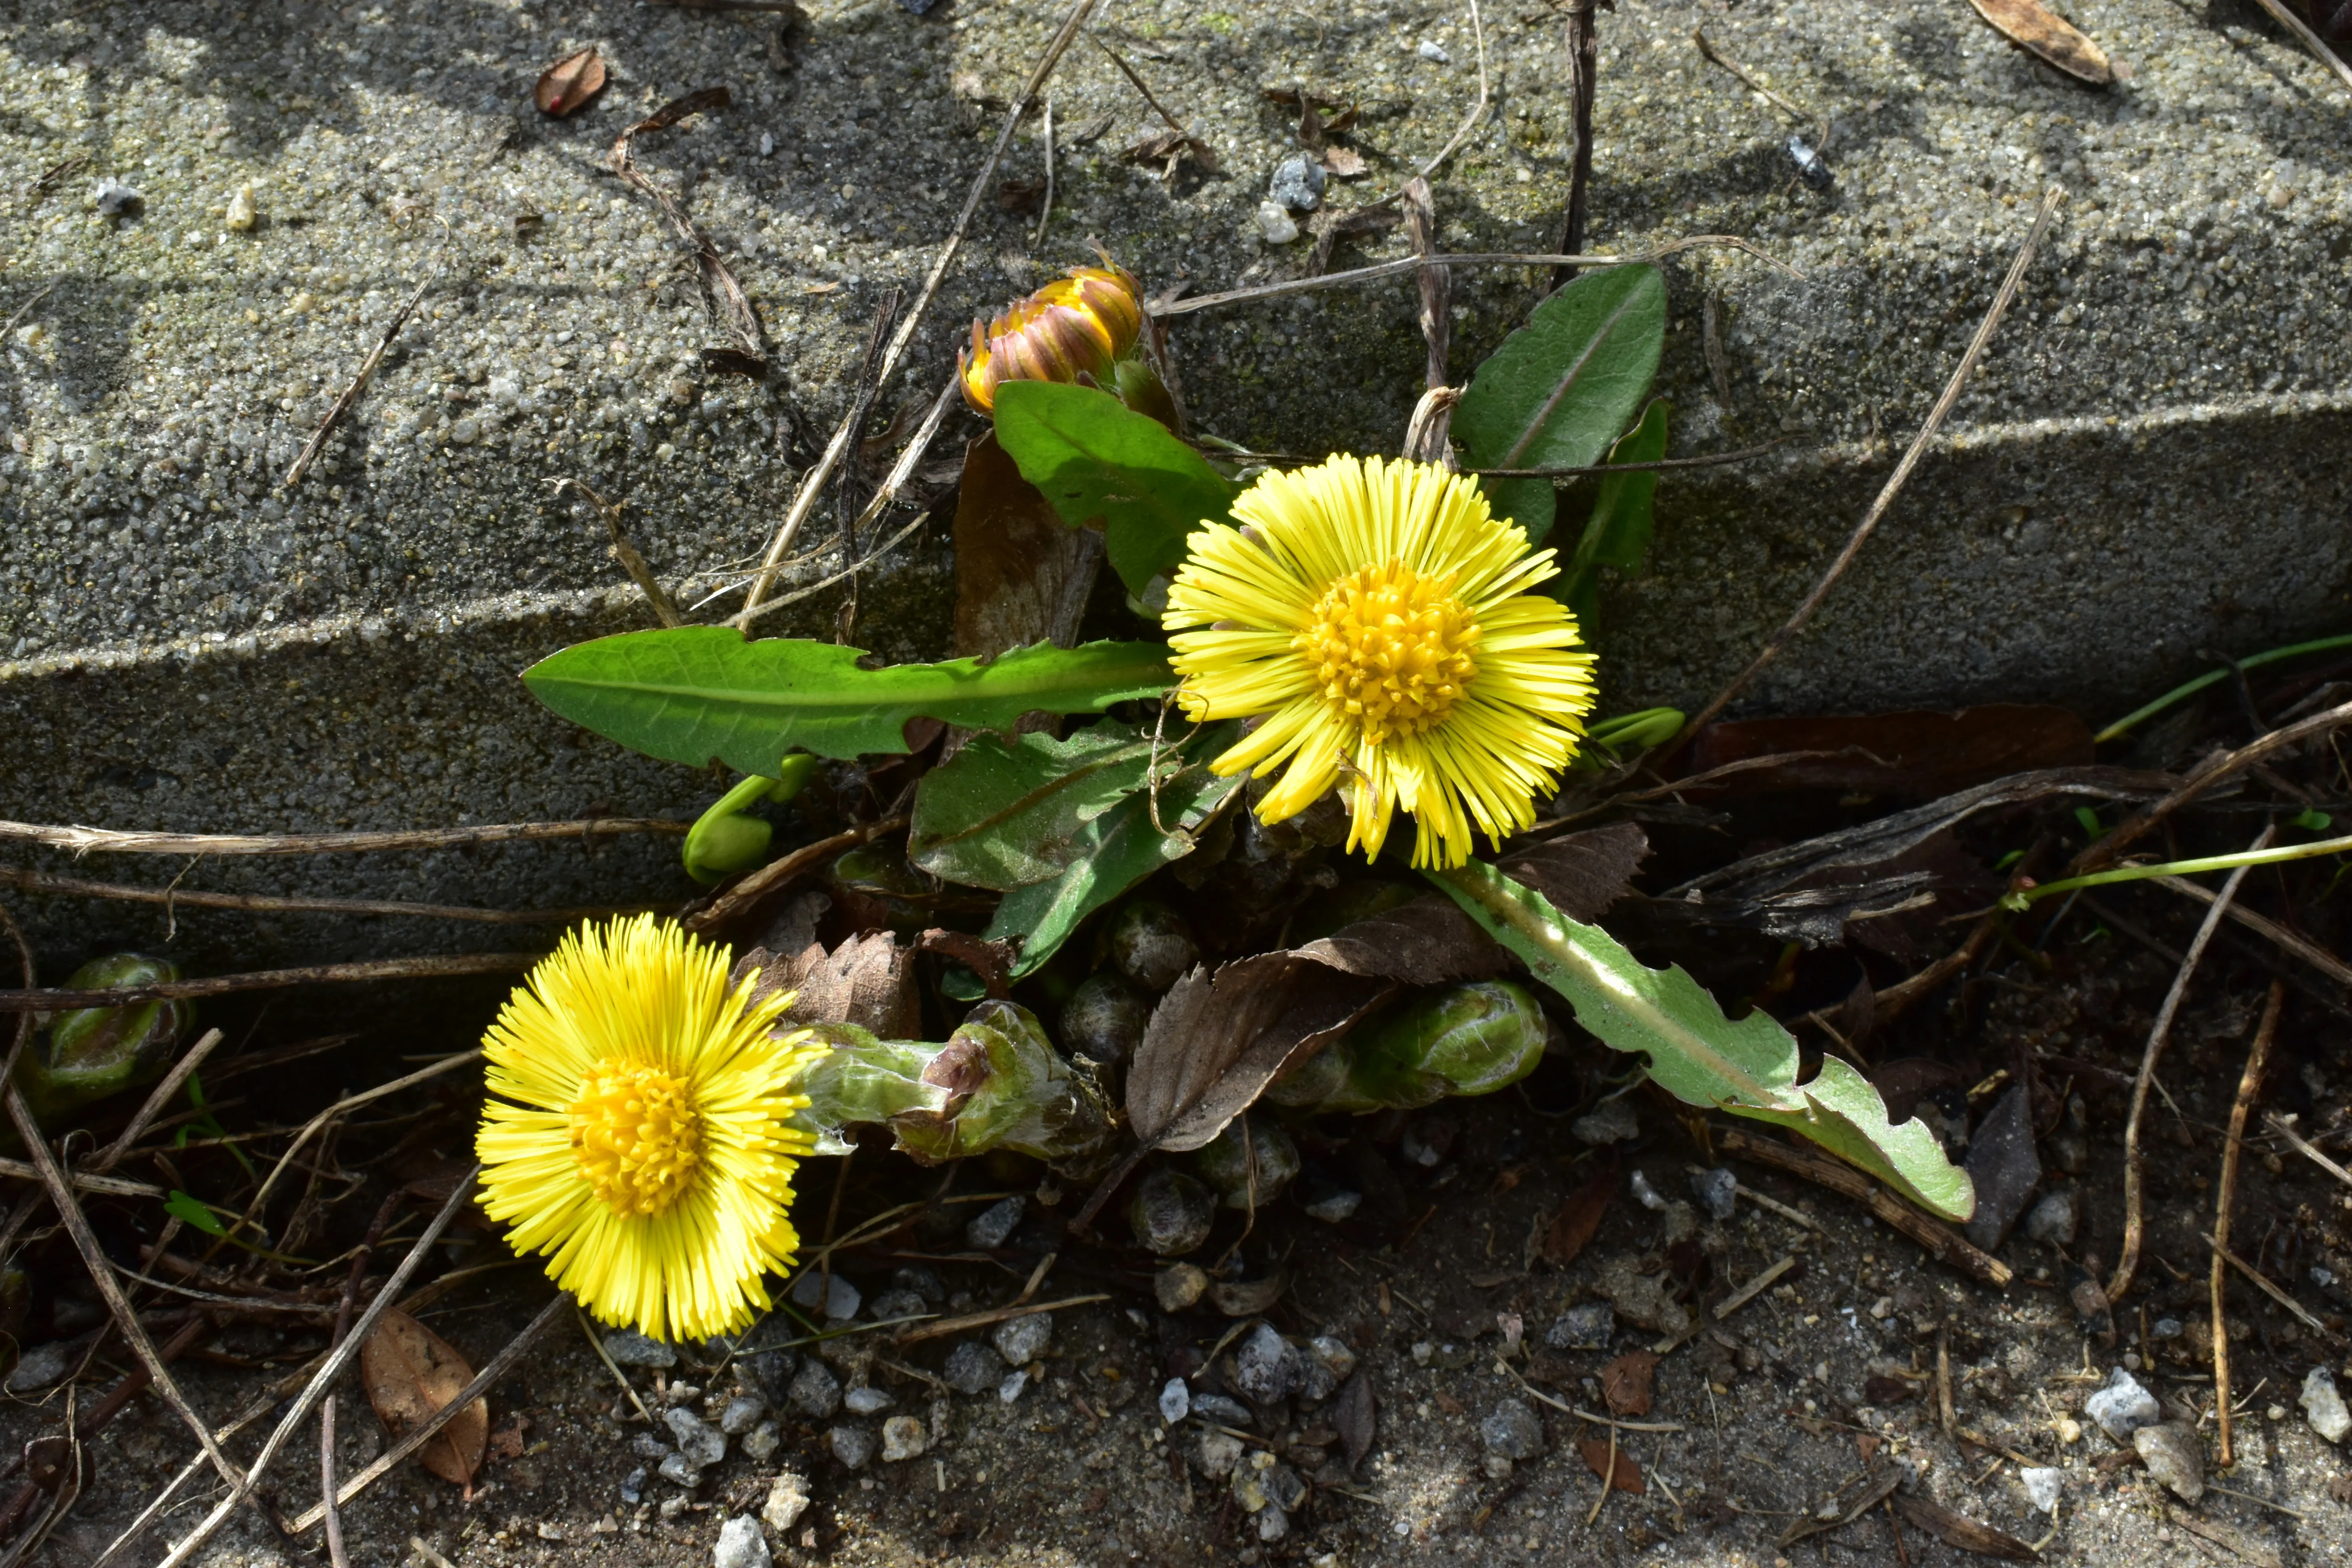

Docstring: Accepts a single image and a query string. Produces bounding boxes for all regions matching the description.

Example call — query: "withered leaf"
[1576,1435,1646,1493]
[1321,145,1368,178]
[1503,822,1650,922]
[1127,956,1388,1153]
[953,433,1104,662]
[1862,1374,1918,1406]
[1208,1269,1290,1317]
[1599,1350,1659,1417]
[1537,1163,1616,1268]
[1891,1492,2038,1561]
[735,931,919,1038]
[1681,705,2094,803]
[1965,0,2113,85]
[996,177,1048,216]
[1293,896,1508,986]
[1335,1371,1377,1470]
[361,1308,488,1488]
[534,48,607,118]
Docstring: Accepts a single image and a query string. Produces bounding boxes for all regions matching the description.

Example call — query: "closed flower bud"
[1191,1118,1301,1209]
[24,954,189,1123]
[1129,1167,1216,1256]
[1279,981,1548,1114]
[958,256,1146,416]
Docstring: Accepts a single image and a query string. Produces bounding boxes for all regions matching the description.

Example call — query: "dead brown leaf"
[1504,823,1650,921]
[1576,1436,1646,1492]
[487,1415,529,1461]
[996,177,1048,216]
[1599,1350,1659,1417]
[361,1308,488,1488]
[534,48,607,117]
[1681,705,2094,803]
[1965,0,2113,85]
[951,433,1104,662]
[1891,1491,2038,1560]
[1322,146,1368,178]
[1335,1371,1377,1470]
[734,930,918,1037]
[1537,1162,1617,1268]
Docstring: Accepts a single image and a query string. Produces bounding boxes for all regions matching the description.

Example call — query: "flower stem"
[2002,830,2352,910]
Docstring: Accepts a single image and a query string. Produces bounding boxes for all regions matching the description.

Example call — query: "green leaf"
[988,724,1247,978]
[165,1189,227,1236]
[1454,264,1667,546]
[991,380,1240,595]
[910,722,1167,891]
[1558,399,1669,626]
[1427,858,1974,1221]
[521,629,1171,770]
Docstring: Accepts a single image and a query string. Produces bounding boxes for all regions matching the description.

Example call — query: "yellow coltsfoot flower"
[959,255,1146,415]
[475,915,826,1341]
[1163,454,1598,870]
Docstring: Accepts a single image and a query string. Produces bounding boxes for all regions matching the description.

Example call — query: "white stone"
[1159,1378,1191,1423]
[2020,1467,2063,1515]
[713,1515,771,1568]
[1253,201,1299,245]
[880,1415,928,1462]
[741,1421,781,1462]
[1416,40,1451,63]
[225,184,257,232]
[2300,1367,2351,1443]
[789,1270,860,1321]
[843,1385,894,1416]
[720,1394,767,1436]
[2083,1368,2160,1440]
[1196,1432,1245,1479]
[760,1471,811,1535]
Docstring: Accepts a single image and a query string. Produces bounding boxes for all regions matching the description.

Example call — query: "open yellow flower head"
[1163,454,1598,870]
[959,256,1145,415]
[475,915,826,1341]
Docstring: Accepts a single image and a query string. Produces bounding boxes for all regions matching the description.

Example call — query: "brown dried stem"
[610,88,768,373]
[0,954,537,1013]
[2213,980,2285,1470]
[0,815,686,858]
[0,866,663,928]
[2075,695,2352,877]
[683,816,911,934]
[1675,186,2064,747]
[2108,825,2271,1304]
[285,220,444,488]
[321,1191,405,1568]
[1154,238,1793,317]
[1550,0,1603,292]
[1715,1127,2011,1287]
[552,480,683,627]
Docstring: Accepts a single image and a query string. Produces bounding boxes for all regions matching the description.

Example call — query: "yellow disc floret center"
[1296,559,1481,746]
[568,1060,704,1218]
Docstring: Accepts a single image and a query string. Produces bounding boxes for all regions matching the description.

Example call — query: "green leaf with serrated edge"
[991,379,1240,595]
[1559,399,1669,626]
[1454,265,1666,547]
[1728,1054,1977,1223]
[988,725,1245,978]
[521,628,1171,770]
[909,722,1167,891]
[1426,858,1974,1221]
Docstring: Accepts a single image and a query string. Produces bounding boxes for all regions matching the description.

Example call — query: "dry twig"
[1551,0,1602,291]
[1675,187,2065,745]
[2265,1111,2352,1191]
[0,954,536,1013]
[0,816,686,857]
[610,88,768,374]
[1155,238,1792,317]
[0,866,661,928]
[552,480,683,627]
[286,216,446,488]
[1716,1127,2011,1286]
[2153,873,2352,991]
[2079,695,2352,875]
[2213,980,2284,1469]
[2108,825,2270,1303]
[684,816,911,933]
[2242,0,2352,95]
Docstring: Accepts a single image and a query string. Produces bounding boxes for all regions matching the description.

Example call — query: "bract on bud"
[959,256,1147,416]
[22,954,189,1123]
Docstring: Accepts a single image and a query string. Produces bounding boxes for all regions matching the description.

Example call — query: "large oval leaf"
[522,627,1171,769]
[1453,265,1666,546]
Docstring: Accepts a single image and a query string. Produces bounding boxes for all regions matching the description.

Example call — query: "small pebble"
[997,1368,1030,1403]
[1300,1336,1358,1403]
[2083,1367,2159,1440]
[632,1432,675,1464]
[1690,1167,1738,1220]
[713,1515,771,1568]
[1300,1183,1362,1223]
[829,1424,877,1469]
[741,1422,781,1462]
[1233,1323,1303,1404]
[658,1452,701,1488]
[881,1415,929,1462]
[843,1385,894,1416]
[719,1394,767,1436]
[2134,1421,2204,1501]
[4,1343,71,1394]
[603,1329,678,1368]
[891,1265,946,1303]
[659,1495,691,1522]
[1416,39,1451,63]
[789,1271,861,1322]
[1571,1098,1639,1146]
[91,180,142,217]
[2024,1187,2079,1246]
[620,1466,647,1504]
[1160,1378,1191,1423]
[943,1341,1005,1395]
[760,1471,812,1534]
[1156,1263,1210,1312]
[1480,1400,1545,1461]
[993,1312,1053,1367]
[1630,1169,1668,1211]
[1190,1392,1254,1427]
[759,131,775,157]
[1131,1169,1216,1256]
[788,1360,843,1419]
[2301,1367,2351,1443]
[1196,1431,1246,1479]
[1267,155,1326,213]
[225,184,257,232]
[1256,1500,1290,1541]
[965,1196,1026,1251]
[867,1288,929,1324]
[1253,200,1300,245]
[666,1408,728,1470]
[2020,1466,2063,1515]
[1548,1301,1614,1351]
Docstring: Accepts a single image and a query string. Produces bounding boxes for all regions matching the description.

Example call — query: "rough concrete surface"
[2,0,2350,961]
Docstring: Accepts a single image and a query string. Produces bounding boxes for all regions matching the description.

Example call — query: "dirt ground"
[9,913,2352,1568]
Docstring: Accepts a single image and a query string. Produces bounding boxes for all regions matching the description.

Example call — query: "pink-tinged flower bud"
[959,256,1147,415]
